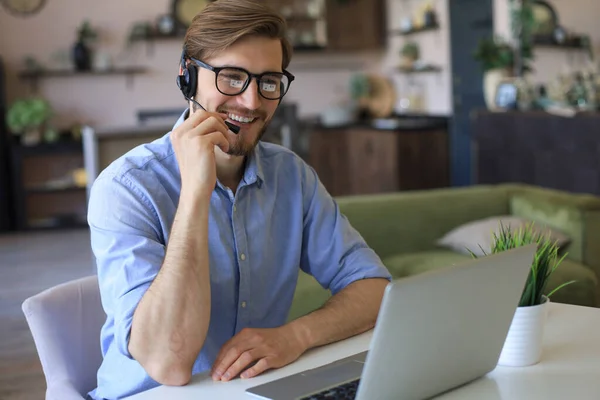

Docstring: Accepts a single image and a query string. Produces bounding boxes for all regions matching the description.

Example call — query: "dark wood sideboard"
[472,110,600,195]
[308,120,450,197]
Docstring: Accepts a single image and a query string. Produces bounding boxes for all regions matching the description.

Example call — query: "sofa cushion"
[382,250,471,278]
[383,250,597,307]
[436,215,571,257]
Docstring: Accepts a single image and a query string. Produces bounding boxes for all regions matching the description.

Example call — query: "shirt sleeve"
[87,172,166,360]
[299,164,392,295]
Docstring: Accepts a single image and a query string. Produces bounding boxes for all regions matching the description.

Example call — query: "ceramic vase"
[483,68,509,110]
[73,41,92,71]
[498,296,549,367]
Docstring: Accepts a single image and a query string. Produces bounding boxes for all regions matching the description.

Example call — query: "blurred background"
[1,0,600,398]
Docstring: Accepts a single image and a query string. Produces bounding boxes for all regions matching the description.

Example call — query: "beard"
[225,119,271,156]
[216,106,273,157]
[189,101,274,157]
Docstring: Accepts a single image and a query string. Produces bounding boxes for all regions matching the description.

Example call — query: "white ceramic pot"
[498,296,550,367]
[483,68,509,110]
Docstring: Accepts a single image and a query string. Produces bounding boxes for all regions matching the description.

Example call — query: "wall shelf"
[533,35,588,49]
[390,23,440,36]
[25,185,86,195]
[396,65,442,73]
[18,67,148,91]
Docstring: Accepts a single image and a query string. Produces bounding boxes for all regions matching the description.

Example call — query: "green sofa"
[287,183,600,321]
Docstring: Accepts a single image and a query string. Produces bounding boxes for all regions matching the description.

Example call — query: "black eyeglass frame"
[188,57,295,100]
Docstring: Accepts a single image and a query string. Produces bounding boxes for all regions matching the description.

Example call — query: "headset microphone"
[177,53,241,135]
[185,92,241,134]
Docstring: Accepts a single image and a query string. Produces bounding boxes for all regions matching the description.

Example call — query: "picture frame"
[494,78,520,110]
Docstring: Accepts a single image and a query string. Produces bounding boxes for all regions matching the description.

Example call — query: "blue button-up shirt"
[87,110,391,400]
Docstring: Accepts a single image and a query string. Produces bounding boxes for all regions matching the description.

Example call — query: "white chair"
[22,275,105,400]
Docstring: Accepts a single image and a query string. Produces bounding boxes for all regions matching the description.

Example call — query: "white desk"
[127,303,600,400]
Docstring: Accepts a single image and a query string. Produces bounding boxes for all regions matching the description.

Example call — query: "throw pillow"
[436,215,571,256]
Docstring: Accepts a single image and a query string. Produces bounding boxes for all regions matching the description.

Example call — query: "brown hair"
[183,0,293,70]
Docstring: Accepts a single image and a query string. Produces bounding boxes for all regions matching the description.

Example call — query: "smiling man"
[86,1,391,399]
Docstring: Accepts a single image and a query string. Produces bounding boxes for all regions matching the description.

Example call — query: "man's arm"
[287,277,389,351]
[123,111,230,384]
[127,192,211,386]
[90,110,230,386]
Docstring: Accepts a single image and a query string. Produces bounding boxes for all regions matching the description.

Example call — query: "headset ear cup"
[184,65,197,99]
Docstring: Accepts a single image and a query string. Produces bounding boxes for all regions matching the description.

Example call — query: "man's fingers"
[204,131,230,153]
[212,344,248,380]
[177,110,228,136]
[220,350,259,381]
[193,115,229,137]
[180,106,209,130]
[241,357,272,379]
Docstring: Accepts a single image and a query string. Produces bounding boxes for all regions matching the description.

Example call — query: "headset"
[176,49,241,134]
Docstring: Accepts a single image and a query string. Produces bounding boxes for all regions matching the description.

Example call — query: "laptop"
[246,244,536,400]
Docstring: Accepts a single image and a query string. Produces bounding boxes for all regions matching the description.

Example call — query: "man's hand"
[170,109,230,201]
[211,325,308,381]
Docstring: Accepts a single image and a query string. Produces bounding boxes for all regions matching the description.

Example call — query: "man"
[87,0,391,399]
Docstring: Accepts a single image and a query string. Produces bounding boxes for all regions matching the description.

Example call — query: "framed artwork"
[494,79,519,110]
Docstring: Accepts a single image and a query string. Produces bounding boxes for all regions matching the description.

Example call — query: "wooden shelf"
[293,44,327,52]
[18,67,148,90]
[533,35,588,49]
[396,65,442,73]
[18,67,147,79]
[390,23,440,36]
[25,185,86,195]
[129,32,184,42]
[12,140,82,156]
[286,15,324,23]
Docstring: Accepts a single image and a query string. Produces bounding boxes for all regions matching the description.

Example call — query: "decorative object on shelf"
[72,20,98,71]
[531,0,557,36]
[423,1,438,28]
[470,222,574,367]
[157,14,176,36]
[358,74,396,119]
[22,55,44,74]
[473,36,520,109]
[6,97,53,146]
[1,0,46,16]
[127,21,153,43]
[172,0,212,32]
[494,78,520,110]
[399,16,412,33]
[400,42,420,69]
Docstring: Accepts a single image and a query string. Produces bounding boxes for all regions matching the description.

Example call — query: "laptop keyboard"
[300,379,360,399]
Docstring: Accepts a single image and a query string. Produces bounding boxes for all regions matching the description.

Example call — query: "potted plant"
[473,37,516,109]
[400,42,420,69]
[6,97,53,146]
[470,222,575,367]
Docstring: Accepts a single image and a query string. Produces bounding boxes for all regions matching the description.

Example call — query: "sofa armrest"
[507,184,600,285]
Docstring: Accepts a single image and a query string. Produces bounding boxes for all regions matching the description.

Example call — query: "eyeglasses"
[188,57,295,101]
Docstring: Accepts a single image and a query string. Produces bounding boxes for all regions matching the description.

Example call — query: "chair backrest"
[22,275,105,399]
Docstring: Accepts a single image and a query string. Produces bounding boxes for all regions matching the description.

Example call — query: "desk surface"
[127,303,600,400]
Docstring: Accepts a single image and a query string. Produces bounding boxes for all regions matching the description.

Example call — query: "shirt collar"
[172,108,264,188]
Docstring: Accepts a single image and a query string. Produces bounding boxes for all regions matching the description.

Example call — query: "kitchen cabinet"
[264,0,386,51]
[325,0,386,51]
[308,122,450,197]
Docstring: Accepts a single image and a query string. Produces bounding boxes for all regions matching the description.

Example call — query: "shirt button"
[241,301,247,308]
[240,253,246,261]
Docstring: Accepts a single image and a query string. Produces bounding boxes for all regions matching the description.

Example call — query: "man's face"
[193,36,283,157]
